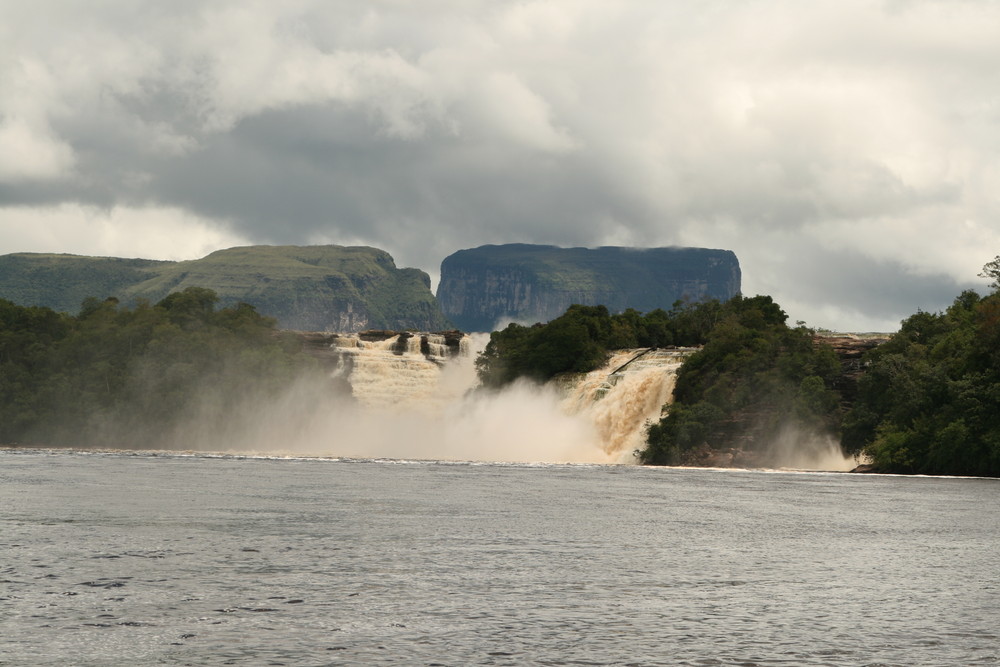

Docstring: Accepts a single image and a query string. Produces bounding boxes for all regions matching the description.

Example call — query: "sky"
[1,0,998,332]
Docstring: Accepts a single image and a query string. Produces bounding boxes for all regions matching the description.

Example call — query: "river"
[2,449,998,666]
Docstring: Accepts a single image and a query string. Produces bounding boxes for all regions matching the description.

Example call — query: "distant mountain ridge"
[436,244,741,332]
[1,243,742,334]
[0,245,451,332]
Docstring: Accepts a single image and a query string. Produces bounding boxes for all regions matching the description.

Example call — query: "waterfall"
[329,332,473,412]
[556,348,693,462]
[318,335,691,463]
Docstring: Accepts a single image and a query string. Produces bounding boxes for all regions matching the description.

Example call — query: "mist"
[125,332,607,464]
[148,336,853,470]
[760,424,860,472]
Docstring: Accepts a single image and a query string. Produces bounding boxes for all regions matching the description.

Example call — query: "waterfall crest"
[329,332,472,412]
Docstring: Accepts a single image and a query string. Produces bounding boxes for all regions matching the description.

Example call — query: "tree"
[157,287,219,329]
[978,255,1000,291]
[841,289,1000,476]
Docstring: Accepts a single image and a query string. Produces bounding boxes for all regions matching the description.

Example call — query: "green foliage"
[979,255,1000,291]
[472,257,1000,476]
[0,288,321,447]
[640,295,842,465]
[0,300,74,438]
[475,302,722,388]
[841,289,1000,476]
[476,305,610,386]
[0,254,167,315]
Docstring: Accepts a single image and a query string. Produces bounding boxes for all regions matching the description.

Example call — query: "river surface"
[2,449,998,666]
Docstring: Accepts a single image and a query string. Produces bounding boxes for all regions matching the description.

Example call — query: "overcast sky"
[1,0,998,331]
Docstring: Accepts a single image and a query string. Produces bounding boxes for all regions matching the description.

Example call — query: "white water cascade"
[329,332,475,412]
[320,334,690,464]
[556,348,694,462]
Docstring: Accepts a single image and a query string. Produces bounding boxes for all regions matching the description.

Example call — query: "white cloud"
[0,116,75,182]
[464,72,577,152]
[0,204,247,261]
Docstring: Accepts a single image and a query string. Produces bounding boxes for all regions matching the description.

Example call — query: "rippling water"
[2,449,998,666]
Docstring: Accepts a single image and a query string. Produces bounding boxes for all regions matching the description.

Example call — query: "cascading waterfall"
[329,333,472,412]
[557,348,693,462]
[322,334,690,463]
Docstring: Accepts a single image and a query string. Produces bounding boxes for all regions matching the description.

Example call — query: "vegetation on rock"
[476,296,846,466]
[5,250,999,476]
[477,259,1000,476]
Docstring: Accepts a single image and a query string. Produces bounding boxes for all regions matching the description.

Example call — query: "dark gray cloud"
[1,0,999,330]
[772,244,982,331]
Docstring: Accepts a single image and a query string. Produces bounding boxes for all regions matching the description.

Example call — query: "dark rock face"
[437,244,741,332]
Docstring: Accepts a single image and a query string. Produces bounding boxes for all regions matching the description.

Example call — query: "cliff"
[0,245,451,333]
[437,244,741,332]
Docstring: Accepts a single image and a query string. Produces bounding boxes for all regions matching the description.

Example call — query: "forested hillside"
[639,297,842,466]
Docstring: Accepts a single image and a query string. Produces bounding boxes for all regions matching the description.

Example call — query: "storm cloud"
[1,0,998,330]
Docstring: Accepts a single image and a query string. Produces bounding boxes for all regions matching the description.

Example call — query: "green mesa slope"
[0,245,451,332]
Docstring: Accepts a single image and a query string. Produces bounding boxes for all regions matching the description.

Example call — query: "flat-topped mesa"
[0,245,451,333]
[436,244,741,332]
